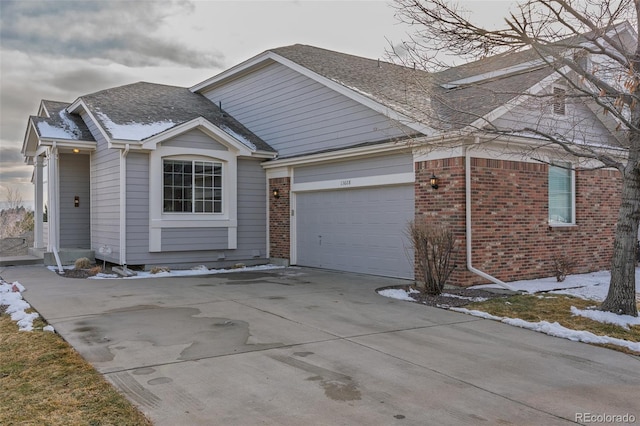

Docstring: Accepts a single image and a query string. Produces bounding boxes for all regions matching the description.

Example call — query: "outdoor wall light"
[430,173,439,190]
[72,148,80,153]
[272,188,280,199]
[74,196,80,207]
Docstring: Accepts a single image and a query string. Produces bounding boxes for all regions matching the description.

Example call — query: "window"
[163,159,222,213]
[553,87,566,115]
[549,162,574,225]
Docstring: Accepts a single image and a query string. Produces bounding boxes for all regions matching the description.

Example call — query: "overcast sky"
[0,0,515,207]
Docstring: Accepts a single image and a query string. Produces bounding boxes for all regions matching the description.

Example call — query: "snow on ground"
[46,263,285,279]
[0,279,45,332]
[473,269,640,301]
[378,288,417,301]
[378,269,640,353]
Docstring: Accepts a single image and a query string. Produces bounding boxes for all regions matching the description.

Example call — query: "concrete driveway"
[2,265,639,425]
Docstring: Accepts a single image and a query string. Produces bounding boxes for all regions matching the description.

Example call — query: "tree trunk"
[600,165,640,316]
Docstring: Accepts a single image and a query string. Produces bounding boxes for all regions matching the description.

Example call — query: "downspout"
[119,144,130,269]
[465,138,516,291]
[50,143,64,274]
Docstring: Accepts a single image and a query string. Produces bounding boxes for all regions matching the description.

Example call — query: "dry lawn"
[0,314,152,426]
[467,294,640,355]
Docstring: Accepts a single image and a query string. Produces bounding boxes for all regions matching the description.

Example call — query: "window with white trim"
[163,159,222,213]
[548,162,574,225]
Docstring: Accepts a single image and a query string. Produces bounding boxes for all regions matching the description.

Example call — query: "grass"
[467,294,640,355]
[0,313,152,426]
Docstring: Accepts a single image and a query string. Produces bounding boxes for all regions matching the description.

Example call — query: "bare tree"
[391,0,639,316]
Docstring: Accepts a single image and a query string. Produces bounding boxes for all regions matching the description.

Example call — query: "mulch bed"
[383,285,510,308]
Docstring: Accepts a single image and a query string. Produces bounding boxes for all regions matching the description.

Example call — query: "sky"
[0,0,516,208]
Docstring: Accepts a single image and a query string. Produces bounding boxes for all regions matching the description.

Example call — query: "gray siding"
[161,128,228,151]
[58,153,90,248]
[124,153,267,268]
[203,62,412,158]
[294,152,413,184]
[161,227,228,251]
[493,88,614,146]
[126,152,150,263]
[85,112,121,263]
[237,158,267,256]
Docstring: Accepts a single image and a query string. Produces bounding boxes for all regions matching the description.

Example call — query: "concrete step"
[44,249,95,266]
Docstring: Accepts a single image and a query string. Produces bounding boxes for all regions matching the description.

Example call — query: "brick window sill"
[549,224,577,231]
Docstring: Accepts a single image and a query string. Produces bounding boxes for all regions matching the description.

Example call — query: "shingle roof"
[270,44,557,131]
[30,100,95,141]
[80,82,274,152]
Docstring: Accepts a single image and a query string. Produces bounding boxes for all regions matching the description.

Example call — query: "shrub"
[87,266,102,277]
[553,255,575,282]
[407,220,456,295]
[74,257,92,269]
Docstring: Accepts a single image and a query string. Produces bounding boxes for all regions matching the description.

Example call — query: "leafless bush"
[553,255,575,282]
[407,220,456,295]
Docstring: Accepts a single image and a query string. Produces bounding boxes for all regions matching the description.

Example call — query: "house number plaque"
[340,180,351,187]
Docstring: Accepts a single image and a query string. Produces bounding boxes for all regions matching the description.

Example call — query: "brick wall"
[415,157,622,286]
[269,177,290,260]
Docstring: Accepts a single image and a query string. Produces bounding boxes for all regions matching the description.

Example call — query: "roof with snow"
[29,100,95,141]
[78,82,274,152]
[269,44,556,131]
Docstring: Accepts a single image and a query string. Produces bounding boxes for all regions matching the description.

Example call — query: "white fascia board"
[22,118,39,157]
[192,51,435,137]
[66,98,112,144]
[190,51,275,93]
[38,139,97,150]
[261,139,421,169]
[38,101,50,118]
[441,58,549,89]
[141,117,254,156]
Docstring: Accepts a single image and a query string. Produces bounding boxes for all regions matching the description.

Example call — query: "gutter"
[119,144,130,269]
[465,139,516,291]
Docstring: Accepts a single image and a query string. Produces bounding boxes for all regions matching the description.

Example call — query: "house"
[22,31,627,285]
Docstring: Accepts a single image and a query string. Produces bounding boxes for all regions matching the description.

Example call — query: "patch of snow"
[570,306,640,330]
[0,279,39,331]
[36,110,83,140]
[92,273,119,279]
[441,293,489,302]
[503,318,640,353]
[473,269,640,302]
[452,308,640,353]
[43,325,55,333]
[87,264,285,280]
[37,122,75,139]
[96,112,175,140]
[377,288,415,301]
[219,125,257,150]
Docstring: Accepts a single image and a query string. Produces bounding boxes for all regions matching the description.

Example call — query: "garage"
[295,184,414,279]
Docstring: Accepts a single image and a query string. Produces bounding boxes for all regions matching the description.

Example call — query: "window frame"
[548,161,575,227]
[162,158,223,214]
[148,145,238,252]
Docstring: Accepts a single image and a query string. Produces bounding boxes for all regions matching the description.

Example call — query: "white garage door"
[296,185,414,279]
